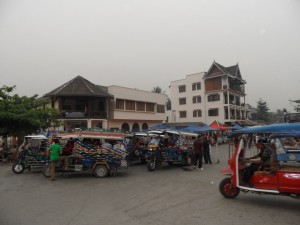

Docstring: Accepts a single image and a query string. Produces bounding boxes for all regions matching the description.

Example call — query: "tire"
[147,160,156,171]
[219,177,240,198]
[140,158,147,164]
[12,163,25,174]
[94,165,109,178]
[42,164,51,178]
[168,161,174,166]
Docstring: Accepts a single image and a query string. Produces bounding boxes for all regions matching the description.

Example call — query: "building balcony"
[57,111,107,119]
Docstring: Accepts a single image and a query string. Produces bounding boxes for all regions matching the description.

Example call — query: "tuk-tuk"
[42,132,128,178]
[146,130,196,171]
[126,132,149,163]
[219,123,300,199]
[12,135,50,174]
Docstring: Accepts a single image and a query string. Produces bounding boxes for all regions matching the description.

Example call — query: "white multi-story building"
[169,61,249,125]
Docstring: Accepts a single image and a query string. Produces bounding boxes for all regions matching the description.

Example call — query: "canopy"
[180,124,204,133]
[231,124,243,130]
[150,124,168,130]
[234,123,300,134]
[200,124,219,132]
[210,123,229,131]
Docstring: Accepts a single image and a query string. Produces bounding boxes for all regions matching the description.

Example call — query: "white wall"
[170,73,206,123]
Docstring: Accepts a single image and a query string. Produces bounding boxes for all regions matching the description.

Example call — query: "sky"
[0,0,299,112]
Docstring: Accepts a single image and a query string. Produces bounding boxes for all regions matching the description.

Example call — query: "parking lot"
[0,144,299,225]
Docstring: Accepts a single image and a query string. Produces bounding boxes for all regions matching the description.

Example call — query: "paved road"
[0,144,299,225]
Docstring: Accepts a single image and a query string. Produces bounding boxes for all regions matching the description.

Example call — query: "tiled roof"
[226,65,238,76]
[44,75,113,98]
[215,62,239,77]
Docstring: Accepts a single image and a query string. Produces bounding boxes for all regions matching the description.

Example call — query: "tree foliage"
[0,85,61,138]
[252,98,270,123]
[151,86,165,94]
[289,99,300,112]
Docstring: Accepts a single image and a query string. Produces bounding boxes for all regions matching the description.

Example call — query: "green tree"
[151,86,165,94]
[253,98,270,123]
[0,85,61,140]
[166,97,171,110]
[289,99,300,112]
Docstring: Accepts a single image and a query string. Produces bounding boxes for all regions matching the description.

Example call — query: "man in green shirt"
[49,139,62,181]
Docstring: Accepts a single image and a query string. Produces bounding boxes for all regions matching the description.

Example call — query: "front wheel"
[42,164,51,178]
[12,163,25,174]
[219,177,240,198]
[94,165,109,178]
[147,160,156,171]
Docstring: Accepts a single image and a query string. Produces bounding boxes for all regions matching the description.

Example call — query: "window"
[208,94,220,102]
[208,108,219,116]
[116,99,125,110]
[178,85,186,93]
[179,111,187,118]
[137,101,145,111]
[179,97,186,105]
[192,82,201,91]
[157,104,165,113]
[193,110,202,117]
[146,103,154,112]
[192,95,201,104]
[125,100,135,110]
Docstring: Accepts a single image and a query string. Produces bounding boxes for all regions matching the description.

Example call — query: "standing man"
[203,136,212,164]
[193,135,204,170]
[49,139,62,181]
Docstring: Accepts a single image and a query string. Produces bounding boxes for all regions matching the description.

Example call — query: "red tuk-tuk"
[219,123,300,199]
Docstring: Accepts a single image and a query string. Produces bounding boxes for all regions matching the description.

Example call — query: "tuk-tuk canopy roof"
[234,123,300,134]
[25,135,47,139]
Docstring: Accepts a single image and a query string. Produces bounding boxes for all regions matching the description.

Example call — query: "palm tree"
[151,86,165,94]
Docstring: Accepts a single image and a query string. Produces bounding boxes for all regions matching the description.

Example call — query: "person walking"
[193,135,204,170]
[203,136,212,164]
[48,138,62,181]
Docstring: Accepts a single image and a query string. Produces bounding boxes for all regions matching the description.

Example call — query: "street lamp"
[283,108,287,123]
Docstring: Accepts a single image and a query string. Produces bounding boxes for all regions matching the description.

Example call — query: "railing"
[57,111,107,119]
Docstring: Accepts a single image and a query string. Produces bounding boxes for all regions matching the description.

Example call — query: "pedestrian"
[193,135,204,170]
[203,136,212,164]
[48,138,62,181]
[0,143,7,161]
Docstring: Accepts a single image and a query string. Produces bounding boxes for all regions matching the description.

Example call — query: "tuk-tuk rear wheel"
[94,165,109,178]
[219,177,240,198]
[42,165,51,178]
[12,163,25,174]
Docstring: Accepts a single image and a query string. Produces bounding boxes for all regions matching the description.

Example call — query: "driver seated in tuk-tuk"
[241,139,272,185]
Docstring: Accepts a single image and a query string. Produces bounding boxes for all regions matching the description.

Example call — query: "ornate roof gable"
[204,61,242,79]
[204,62,226,79]
[44,75,113,98]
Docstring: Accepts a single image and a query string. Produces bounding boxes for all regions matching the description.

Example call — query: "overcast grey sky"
[0,0,299,112]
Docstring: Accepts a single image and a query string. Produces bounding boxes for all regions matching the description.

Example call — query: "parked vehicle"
[42,139,128,178]
[12,135,49,174]
[147,130,195,171]
[126,132,149,163]
[219,123,300,199]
